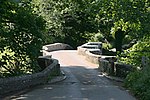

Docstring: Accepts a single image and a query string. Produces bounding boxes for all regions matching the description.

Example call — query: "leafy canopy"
[0,0,46,77]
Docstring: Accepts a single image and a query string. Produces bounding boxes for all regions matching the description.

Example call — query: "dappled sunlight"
[43,87,53,90]
[10,94,33,100]
[12,96,28,100]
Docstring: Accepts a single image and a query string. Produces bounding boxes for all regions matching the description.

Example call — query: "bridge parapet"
[42,43,73,56]
[77,42,102,64]
[0,58,60,96]
[43,43,73,52]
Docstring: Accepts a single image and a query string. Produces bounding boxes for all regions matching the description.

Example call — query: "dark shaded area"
[4,66,135,100]
[102,49,116,56]
[115,29,125,53]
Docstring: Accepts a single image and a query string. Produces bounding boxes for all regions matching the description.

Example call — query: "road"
[8,50,136,100]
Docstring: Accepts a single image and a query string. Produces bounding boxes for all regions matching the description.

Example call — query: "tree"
[96,0,150,53]
[0,0,46,77]
[31,0,150,50]
[114,29,125,52]
[31,0,100,48]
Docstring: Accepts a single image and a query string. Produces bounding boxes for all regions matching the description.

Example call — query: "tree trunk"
[115,29,125,54]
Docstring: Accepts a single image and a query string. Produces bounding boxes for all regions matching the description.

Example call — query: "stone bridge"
[4,42,136,100]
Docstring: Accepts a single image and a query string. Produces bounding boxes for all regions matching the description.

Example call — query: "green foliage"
[0,47,32,77]
[119,35,150,100]
[110,19,141,39]
[89,31,105,42]
[31,0,103,48]
[98,0,150,52]
[125,63,150,100]
[102,43,113,50]
[0,0,46,77]
[32,0,150,49]
[119,36,150,67]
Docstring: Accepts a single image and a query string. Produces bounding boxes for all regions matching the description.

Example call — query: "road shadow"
[3,66,136,100]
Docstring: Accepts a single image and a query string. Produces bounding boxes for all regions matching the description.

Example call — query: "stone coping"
[42,43,73,52]
[82,45,100,49]
[42,50,53,56]
[85,42,102,46]
[0,59,60,96]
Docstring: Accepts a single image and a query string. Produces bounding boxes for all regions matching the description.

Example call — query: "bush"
[89,32,105,42]
[119,35,150,100]
[125,64,150,100]
[0,1,45,77]
[0,47,32,77]
[119,35,150,67]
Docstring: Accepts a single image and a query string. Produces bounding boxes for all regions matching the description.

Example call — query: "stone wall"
[0,58,60,96]
[77,42,102,64]
[77,42,102,55]
[85,50,101,64]
[42,43,73,56]
[99,58,133,78]
[78,42,133,78]
[43,43,73,51]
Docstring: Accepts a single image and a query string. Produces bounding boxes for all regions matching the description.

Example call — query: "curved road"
[10,50,136,100]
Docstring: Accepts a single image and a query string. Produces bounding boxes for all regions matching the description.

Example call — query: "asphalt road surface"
[8,50,136,100]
